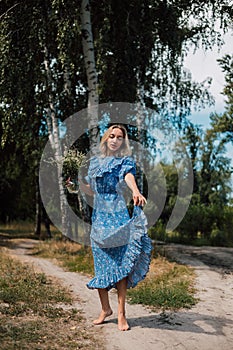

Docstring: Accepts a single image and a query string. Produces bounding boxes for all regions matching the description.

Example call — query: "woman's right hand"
[66,177,73,187]
[65,177,79,194]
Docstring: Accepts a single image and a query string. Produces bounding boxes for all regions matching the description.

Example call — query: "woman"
[78,124,152,331]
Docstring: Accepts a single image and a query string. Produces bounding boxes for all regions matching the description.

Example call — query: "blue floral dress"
[85,156,152,291]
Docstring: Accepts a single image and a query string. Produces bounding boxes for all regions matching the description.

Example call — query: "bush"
[210,227,228,246]
[148,220,166,242]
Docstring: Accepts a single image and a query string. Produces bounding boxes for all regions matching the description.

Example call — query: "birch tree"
[43,46,70,237]
[80,0,99,153]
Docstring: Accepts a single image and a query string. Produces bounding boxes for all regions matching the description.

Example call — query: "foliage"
[211,54,233,142]
[210,225,228,247]
[89,0,233,129]
[62,148,87,188]
[148,220,166,242]
[148,116,233,244]
[0,0,232,232]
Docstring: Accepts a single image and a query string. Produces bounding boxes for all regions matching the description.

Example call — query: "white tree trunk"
[136,85,145,193]
[81,0,99,153]
[80,0,99,242]
[44,46,69,237]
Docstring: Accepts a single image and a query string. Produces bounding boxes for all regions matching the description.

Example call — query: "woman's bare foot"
[118,312,130,331]
[93,309,113,325]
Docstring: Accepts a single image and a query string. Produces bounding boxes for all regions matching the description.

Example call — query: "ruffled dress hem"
[87,207,152,291]
[86,235,151,290]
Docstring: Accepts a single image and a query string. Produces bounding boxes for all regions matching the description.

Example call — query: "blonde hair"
[100,124,132,157]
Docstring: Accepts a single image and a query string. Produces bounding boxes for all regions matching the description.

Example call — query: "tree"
[157,121,232,240]
[0,0,232,231]
[81,0,99,151]
[91,0,232,126]
[0,0,87,234]
[199,128,232,207]
[211,54,233,142]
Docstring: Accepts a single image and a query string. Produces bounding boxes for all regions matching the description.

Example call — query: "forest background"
[0,0,233,247]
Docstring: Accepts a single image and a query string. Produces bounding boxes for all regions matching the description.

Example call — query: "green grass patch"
[127,258,197,310]
[0,314,102,350]
[32,240,94,275]
[0,250,103,350]
[0,253,71,314]
[0,221,35,233]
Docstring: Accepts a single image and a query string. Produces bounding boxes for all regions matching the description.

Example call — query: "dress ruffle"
[86,156,136,180]
[87,206,152,290]
[91,204,147,248]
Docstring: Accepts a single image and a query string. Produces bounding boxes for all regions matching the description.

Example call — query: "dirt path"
[4,239,233,350]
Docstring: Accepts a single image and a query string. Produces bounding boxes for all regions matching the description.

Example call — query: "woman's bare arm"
[124,173,147,206]
[78,179,95,196]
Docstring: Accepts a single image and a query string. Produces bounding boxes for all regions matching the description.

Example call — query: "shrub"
[210,227,228,246]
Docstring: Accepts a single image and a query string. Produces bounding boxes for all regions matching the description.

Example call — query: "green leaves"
[0,0,232,223]
[62,149,86,180]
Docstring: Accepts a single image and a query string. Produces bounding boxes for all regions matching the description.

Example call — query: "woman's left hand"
[133,191,147,206]
[124,173,147,206]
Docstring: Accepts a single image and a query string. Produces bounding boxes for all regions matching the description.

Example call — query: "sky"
[183,30,233,165]
[184,31,232,127]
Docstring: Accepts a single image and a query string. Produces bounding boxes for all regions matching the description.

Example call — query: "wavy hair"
[99,124,132,157]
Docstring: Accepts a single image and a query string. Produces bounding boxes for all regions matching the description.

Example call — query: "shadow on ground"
[105,311,233,335]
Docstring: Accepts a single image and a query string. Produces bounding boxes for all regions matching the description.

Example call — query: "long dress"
[85,155,152,291]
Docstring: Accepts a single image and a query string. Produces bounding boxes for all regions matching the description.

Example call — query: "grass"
[0,221,36,239]
[0,221,60,239]
[0,254,70,312]
[0,221,198,312]
[32,240,94,276]
[0,250,103,350]
[31,239,197,311]
[127,256,197,310]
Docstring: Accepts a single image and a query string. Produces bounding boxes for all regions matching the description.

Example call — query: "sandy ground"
[3,239,233,350]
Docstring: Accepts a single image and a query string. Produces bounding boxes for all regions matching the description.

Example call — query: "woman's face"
[106,128,124,155]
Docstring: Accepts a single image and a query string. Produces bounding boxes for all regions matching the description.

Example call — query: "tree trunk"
[136,85,145,193]
[81,0,99,152]
[44,46,69,238]
[80,0,99,243]
[34,172,41,237]
[42,205,52,239]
